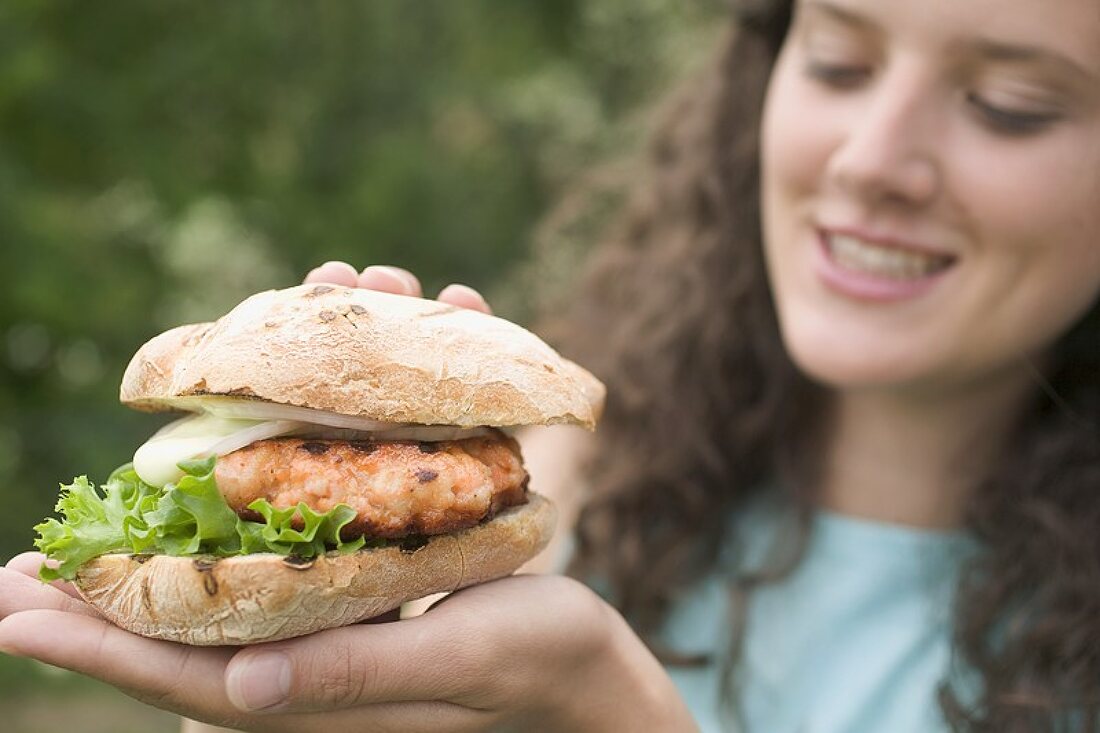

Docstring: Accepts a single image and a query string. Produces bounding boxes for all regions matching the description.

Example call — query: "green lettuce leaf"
[241,500,366,556]
[34,457,365,581]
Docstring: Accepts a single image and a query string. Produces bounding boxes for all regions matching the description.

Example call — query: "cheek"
[951,126,1100,348]
[759,58,839,321]
[761,64,816,317]
[873,128,1100,390]
[951,127,1100,260]
[761,61,832,221]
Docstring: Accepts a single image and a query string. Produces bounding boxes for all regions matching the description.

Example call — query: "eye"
[966,92,1061,136]
[804,61,872,89]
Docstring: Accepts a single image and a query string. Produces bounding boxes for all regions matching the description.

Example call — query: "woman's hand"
[304,260,493,314]
[0,553,696,732]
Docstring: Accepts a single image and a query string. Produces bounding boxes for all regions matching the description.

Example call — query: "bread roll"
[120,283,605,429]
[75,494,556,645]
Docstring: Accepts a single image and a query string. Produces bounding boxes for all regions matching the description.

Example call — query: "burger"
[34,283,604,646]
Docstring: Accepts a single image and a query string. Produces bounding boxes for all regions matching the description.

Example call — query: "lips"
[824,231,955,280]
[814,228,958,302]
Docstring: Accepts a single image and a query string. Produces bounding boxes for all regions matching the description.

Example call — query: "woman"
[2,0,1099,730]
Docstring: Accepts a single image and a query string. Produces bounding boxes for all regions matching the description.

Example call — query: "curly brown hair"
[553,1,1100,730]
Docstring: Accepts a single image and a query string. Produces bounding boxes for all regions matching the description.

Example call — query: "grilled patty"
[214,432,528,539]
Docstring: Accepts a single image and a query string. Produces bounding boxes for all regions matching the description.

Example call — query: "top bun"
[120,284,605,429]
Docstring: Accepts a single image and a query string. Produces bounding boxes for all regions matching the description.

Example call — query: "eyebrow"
[969,39,1098,86]
[799,0,1099,88]
[798,0,879,31]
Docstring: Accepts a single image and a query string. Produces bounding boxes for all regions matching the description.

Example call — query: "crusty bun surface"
[74,493,556,646]
[120,284,604,429]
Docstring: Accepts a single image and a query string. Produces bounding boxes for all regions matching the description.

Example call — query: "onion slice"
[165,396,419,431]
[162,396,498,441]
[290,425,494,442]
[133,414,305,487]
[204,419,305,458]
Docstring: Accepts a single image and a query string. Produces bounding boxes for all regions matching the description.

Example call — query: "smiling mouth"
[825,232,956,280]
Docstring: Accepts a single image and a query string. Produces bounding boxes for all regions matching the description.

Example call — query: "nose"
[825,67,942,208]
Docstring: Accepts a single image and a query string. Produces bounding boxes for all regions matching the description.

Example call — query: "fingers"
[224,615,480,714]
[222,576,598,716]
[302,262,492,314]
[0,567,101,619]
[303,261,421,296]
[303,261,359,287]
[0,609,237,722]
[0,607,483,733]
[5,551,84,600]
[3,551,45,574]
[437,284,492,315]
[356,265,423,297]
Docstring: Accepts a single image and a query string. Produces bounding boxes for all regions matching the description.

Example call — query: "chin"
[780,324,937,392]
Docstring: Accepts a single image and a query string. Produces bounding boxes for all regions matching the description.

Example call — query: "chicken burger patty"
[215,431,529,539]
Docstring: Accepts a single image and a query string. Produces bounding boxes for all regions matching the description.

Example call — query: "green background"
[0,0,723,730]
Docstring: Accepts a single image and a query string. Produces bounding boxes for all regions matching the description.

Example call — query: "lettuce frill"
[34,456,365,581]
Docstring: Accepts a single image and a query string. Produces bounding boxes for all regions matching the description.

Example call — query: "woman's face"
[760,0,1100,395]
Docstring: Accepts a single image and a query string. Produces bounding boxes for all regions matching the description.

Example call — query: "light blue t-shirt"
[662,501,979,732]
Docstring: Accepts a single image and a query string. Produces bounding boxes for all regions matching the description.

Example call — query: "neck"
[817,367,1037,529]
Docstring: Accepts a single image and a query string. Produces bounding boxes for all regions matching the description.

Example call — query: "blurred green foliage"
[0,0,724,723]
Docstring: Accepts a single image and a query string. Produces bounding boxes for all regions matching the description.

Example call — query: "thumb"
[223,615,481,714]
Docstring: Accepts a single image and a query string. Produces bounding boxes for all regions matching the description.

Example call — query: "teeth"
[827,234,952,279]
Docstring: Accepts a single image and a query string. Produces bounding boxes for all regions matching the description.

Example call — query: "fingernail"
[227,650,292,712]
[361,265,414,294]
[439,283,491,312]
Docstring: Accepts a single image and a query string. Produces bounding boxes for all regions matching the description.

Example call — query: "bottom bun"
[74,492,556,645]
